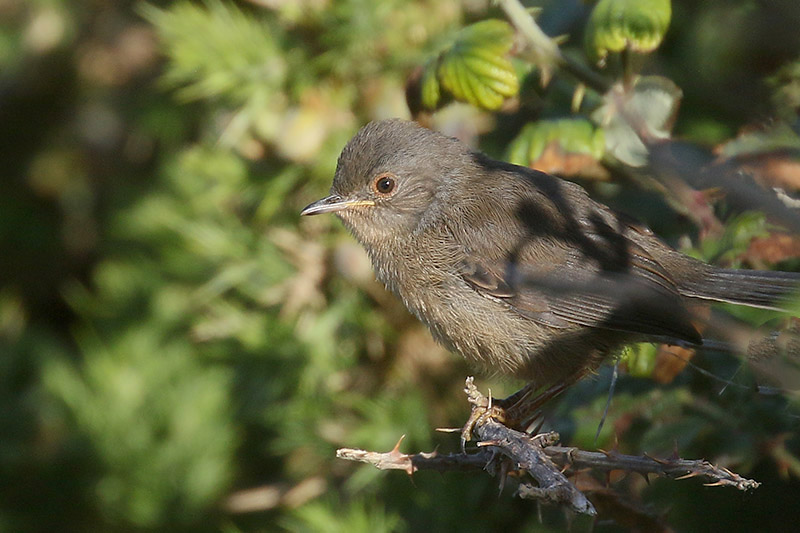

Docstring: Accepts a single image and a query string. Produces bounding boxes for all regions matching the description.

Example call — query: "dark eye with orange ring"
[373,174,396,195]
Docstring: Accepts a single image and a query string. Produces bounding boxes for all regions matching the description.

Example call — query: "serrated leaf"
[436,20,519,110]
[420,60,441,110]
[586,0,672,63]
[592,75,682,167]
[507,119,605,170]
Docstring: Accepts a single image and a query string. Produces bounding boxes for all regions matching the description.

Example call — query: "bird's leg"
[461,378,569,446]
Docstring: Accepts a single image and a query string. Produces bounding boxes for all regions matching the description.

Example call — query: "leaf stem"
[496,0,611,94]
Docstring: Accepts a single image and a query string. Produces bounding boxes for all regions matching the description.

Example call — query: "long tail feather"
[682,268,800,311]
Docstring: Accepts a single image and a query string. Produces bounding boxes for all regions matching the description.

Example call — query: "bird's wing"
[461,239,703,345]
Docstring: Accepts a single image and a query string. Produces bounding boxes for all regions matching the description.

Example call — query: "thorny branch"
[498,0,800,233]
[497,0,610,92]
[336,378,760,516]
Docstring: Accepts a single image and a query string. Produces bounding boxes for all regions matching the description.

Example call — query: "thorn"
[498,460,509,496]
[641,472,651,485]
[571,83,586,113]
[525,7,543,18]
[597,448,614,458]
[391,435,406,455]
[435,427,461,433]
[565,447,577,464]
[674,471,700,480]
[552,34,569,45]
[703,481,728,487]
[477,440,503,447]
[539,67,553,88]
[643,452,670,465]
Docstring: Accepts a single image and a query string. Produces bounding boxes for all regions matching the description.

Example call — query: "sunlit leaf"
[592,75,682,167]
[420,59,441,110]
[507,118,606,177]
[586,0,672,63]
[436,20,519,110]
[620,343,658,378]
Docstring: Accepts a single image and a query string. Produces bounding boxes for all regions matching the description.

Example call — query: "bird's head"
[301,119,470,247]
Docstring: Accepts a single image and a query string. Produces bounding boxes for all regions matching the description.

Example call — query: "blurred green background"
[2,0,800,531]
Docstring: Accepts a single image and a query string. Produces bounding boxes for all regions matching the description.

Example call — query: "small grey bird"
[302,119,799,423]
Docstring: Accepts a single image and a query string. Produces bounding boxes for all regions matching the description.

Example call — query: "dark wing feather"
[461,242,703,345]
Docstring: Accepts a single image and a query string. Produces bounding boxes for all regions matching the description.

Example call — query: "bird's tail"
[681,268,800,311]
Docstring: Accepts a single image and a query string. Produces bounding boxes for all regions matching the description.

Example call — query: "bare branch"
[472,418,596,514]
[336,446,496,474]
[543,447,760,491]
[336,378,760,515]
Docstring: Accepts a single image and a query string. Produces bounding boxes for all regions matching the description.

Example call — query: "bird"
[301,118,800,433]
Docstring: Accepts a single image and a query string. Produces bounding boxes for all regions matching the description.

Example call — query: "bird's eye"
[373,174,396,195]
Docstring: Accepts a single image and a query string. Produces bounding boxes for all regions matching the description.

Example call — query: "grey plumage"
[302,119,800,388]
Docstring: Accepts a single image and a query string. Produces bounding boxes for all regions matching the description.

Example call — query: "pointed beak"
[300,194,375,216]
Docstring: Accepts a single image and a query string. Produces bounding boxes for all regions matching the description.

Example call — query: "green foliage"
[426,20,520,110]
[420,59,443,111]
[284,496,404,533]
[506,118,605,167]
[619,343,658,378]
[586,0,672,63]
[141,1,286,104]
[3,0,800,531]
[690,211,771,265]
[44,327,236,527]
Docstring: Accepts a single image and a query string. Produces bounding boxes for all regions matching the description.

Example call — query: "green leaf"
[592,75,682,167]
[619,343,658,378]
[436,20,519,110]
[690,211,770,265]
[140,0,285,104]
[586,0,672,62]
[506,118,605,167]
[44,327,236,527]
[420,59,442,110]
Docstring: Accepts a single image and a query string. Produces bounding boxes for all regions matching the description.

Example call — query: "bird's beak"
[300,194,374,216]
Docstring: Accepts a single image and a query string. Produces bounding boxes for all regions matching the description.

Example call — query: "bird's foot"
[461,378,511,445]
[461,377,568,448]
